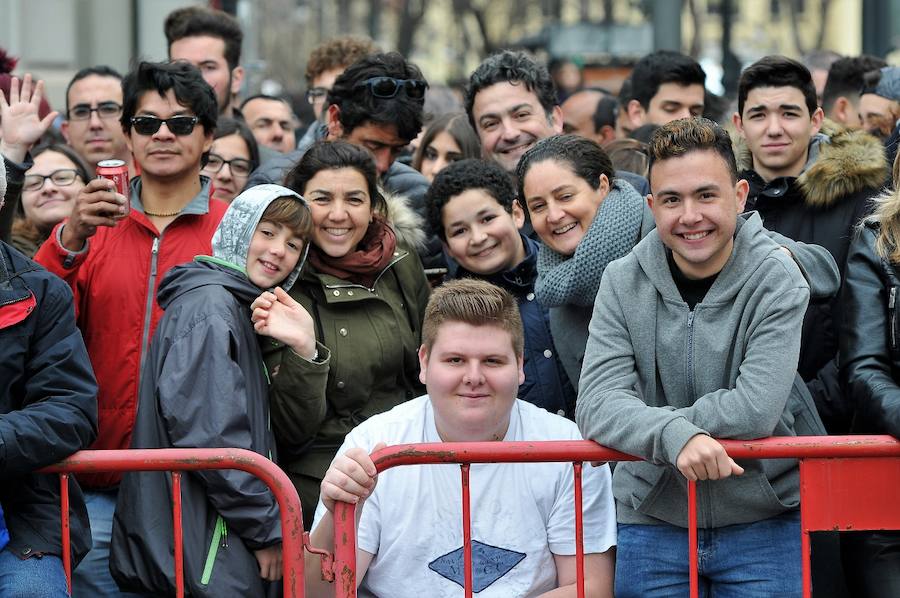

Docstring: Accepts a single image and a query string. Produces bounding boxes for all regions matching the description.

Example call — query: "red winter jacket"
[34,177,228,488]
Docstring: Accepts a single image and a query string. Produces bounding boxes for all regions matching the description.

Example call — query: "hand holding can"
[96,159,129,220]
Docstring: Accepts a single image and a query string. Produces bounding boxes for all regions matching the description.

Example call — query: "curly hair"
[305,36,378,84]
[424,159,515,241]
[464,50,558,132]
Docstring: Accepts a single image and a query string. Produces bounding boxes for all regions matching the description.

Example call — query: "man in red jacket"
[34,60,228,597]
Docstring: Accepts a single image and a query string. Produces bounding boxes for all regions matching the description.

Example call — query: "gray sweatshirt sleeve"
[676,280,810,439]
[576,266,705,466]
[764,229,840,300]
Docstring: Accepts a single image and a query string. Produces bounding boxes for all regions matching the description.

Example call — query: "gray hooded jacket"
[577,212,833,529]
[110,185,307,596]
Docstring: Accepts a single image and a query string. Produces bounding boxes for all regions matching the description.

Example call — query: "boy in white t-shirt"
[305,279,615,598]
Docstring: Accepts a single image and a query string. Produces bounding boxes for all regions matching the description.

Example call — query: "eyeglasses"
[353,77,428,100]
[68,101,122,121]
[23,169,82,192]
[130,115,199,136]
[306,87,329,105]
[203,153,253,178]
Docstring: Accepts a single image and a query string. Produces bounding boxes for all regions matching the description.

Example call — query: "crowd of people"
[1,4,899,597]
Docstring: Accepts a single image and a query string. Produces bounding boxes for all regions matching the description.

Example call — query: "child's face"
[441,189,526,275]
[246,220,305,288]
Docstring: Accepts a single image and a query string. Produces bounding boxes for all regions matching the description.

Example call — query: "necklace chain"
[143,209,181,218]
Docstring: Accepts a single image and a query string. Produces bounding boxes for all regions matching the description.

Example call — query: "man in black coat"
[0,154,98,595]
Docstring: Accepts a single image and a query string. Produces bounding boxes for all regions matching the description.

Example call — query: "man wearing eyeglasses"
[34,60,228,597]
[60,66,134,175]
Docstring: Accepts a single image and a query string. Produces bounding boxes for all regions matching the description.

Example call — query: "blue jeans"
[615,510,802,598]
[71,489,142,598]
[0,547,69,598]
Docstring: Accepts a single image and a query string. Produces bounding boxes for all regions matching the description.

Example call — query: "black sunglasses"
[353,77,428,100]
[131,115,199,136]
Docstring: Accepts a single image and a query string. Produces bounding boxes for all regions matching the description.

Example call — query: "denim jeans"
[0,547,69,598]
[615,510,802,598]
[71,489,142,598]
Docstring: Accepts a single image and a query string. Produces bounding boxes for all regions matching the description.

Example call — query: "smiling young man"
[60,66,134,174]
[33,60,227,597]
[577,118,837,597]
[305,278,615,598]
[425,159,576,417]
[732,55,887,434]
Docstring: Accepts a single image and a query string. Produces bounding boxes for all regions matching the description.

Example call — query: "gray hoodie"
[576,212,834,529]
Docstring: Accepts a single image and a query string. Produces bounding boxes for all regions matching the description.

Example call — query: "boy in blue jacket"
[425,159,576,417]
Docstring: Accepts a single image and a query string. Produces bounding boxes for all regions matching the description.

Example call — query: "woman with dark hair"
[411,112,480,182]
[202,117,259,203]
[517,134,653,386]
[12,143,91,256]
[251,139,430,527]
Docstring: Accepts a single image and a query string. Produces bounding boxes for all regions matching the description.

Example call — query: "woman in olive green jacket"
[254,140,429,527]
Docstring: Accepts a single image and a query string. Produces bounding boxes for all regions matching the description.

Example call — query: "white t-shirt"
[313,396,616,598]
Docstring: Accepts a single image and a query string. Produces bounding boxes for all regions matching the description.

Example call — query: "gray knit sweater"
[576,212,834,528]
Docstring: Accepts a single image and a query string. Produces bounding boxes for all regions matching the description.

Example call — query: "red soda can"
[96,159,130,216]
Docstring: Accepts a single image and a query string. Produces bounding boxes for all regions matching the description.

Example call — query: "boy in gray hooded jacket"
[577,118,838,597]
[110,184,319,597]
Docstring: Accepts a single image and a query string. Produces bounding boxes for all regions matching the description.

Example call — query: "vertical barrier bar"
[171,472,185,598]
[59,473,72,595]
[799,460,812,598]
[573,463,585,598]
[461,463,473,598]
[334,502,358,598]
[688,480,698,598]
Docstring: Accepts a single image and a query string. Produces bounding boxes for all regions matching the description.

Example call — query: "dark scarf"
[309,215,398,288]
[535,180,645,307]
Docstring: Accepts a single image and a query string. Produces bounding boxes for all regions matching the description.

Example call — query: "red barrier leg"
[461,463,473,598]
[60,473,71,595]
[334,502,358,598]
[573,463,585,598]
[688,480,698,598]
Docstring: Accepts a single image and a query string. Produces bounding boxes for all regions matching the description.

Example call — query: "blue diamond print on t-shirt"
[428,540,526,592]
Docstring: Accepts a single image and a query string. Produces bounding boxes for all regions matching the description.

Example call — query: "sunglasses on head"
[130,115,199,136]
[353,77,428,100]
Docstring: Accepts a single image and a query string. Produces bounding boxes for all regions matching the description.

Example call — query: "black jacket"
[0,241,96,564]
[738,122,888,432]
[110,260,281,597]
[840,222,900,437]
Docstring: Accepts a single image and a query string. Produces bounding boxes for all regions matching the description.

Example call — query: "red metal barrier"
[319,435,900,598]
[41,448,306,597]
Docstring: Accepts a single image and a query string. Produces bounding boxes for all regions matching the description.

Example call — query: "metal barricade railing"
[41,448,308,598]
[320,435,900,598]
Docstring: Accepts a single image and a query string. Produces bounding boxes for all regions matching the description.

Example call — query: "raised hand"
[0,74,58,163]
[251,286,317,359]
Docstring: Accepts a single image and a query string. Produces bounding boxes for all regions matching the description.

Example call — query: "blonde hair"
[422,279,524,356]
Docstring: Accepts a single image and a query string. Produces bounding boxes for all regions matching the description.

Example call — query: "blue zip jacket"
[453,234,577,417]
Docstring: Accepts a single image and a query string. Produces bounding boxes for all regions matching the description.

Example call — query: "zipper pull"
[890,287,896,309]
[687,311,695,327]
[150,237,160,276]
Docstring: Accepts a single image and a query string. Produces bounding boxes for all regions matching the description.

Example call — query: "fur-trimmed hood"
[736,119,887,208]
[380,187,426,251]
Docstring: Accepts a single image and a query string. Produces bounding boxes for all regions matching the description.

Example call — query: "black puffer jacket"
[0,240,97,565]
[840,221,900,437]
[738,122,888,432]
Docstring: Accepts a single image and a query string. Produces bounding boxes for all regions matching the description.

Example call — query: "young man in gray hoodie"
[576,117,838,597]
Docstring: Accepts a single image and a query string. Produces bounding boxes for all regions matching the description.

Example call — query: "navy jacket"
[0,241,97,564]
[453,234,577,417]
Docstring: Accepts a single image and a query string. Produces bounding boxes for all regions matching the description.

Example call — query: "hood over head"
[211,183,310,291]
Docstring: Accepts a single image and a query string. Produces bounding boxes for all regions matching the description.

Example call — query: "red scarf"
[309,215,398,288]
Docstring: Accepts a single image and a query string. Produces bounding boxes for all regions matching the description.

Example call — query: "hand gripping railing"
[41,448,309,597]
[321,435,900,598]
